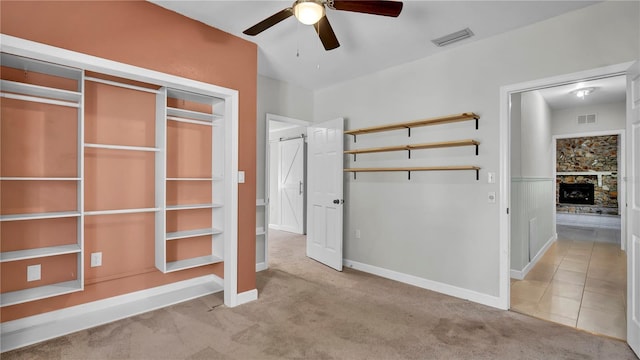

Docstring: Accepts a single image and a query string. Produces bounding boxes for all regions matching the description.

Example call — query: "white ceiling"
[151,0,600,91]
[537,75,626,110]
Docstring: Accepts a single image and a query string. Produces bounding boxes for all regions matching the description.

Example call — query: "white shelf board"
[166,177,212,181]
[0,244,81,263]
[166,88,224,107]
[165,255,223,273]
[0,280,82,307]
[0,177,80,181]
[166,107,212,122]
[1,52,82,81]
[166,228,222,241]
[166,203,222,211]
[84,208,160,216]
[0,79,81,103]
[0,211,80,222]
[84,143,159,152]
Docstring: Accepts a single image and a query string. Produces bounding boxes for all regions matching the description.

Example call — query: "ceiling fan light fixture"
[294,0,325,25]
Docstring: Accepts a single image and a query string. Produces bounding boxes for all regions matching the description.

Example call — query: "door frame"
[498,61,634,310]
[263,113,311,269]
[551,130,626,251]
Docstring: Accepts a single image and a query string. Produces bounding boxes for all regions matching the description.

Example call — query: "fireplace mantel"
[556,171,615,186]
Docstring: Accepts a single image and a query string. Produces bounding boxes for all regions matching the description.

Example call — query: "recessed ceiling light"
[431,28,474,47]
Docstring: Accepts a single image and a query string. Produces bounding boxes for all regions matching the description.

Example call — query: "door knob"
[333,199,343,204]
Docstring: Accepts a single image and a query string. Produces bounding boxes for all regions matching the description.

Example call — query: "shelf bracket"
[352,134,357,143]
[475,144,479,156]
[353,153,357,162]
[407,149,411,159]
[353,172,357,180]
[408,171,411,180]
[474,117,479,130]
[406,127,411,138]
[476,169,479,181]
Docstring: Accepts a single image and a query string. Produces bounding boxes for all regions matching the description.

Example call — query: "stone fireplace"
[556,135,618,215]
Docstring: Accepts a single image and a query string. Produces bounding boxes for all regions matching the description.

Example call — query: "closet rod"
[85,76,161,94]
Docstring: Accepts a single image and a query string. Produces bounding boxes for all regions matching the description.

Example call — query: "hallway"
[510,225,627,339]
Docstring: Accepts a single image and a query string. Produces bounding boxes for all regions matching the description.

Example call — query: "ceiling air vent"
[431,28,474,47]
[577,114,596,124]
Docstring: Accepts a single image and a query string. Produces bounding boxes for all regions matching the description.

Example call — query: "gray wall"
[256,76,314,265]
[313,1,639,299]
[511,91,555,274]
[551,101,626,135]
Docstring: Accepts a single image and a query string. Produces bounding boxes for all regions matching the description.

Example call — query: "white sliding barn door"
[306,118,344,271]
[279,137,305,234]
[627,61,640,357]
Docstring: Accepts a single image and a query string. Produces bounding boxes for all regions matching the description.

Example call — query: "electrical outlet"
[27,264,41,282]
[91,252,102,267]
[355,229,361,239]
[488,192,496,203]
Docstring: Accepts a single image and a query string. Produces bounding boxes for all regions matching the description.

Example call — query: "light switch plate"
[488,172,496,184]
[238,171,245,184]
[27,264,41,282]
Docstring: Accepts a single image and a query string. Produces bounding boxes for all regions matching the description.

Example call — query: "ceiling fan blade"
[332,1,403,17]
[243,8,293,36]
[313,16,340,51]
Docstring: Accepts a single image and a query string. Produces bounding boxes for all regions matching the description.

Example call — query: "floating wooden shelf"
[344,112,479,141]
[344,166,480,180]
[345,139,479,160]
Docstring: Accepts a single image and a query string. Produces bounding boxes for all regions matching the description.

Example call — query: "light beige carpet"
[3,229,637,359]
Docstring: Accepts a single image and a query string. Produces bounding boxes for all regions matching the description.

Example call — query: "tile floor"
[510,225,627,340]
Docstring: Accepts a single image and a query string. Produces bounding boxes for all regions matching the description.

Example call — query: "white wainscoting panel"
[510,178,556,278]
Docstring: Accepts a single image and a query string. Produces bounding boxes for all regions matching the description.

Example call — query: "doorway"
[260,113,311,271]
[501,65,633,340]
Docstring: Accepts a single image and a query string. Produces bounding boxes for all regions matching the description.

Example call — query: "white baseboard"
[235,289,258,306]
[256,262,268,272]
[1,275,223,353]
[343,259,502,309]
[510,233,557,280]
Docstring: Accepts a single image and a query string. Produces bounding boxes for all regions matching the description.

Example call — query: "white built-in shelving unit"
[154,88,226,273]
[0,53,85,306]
[1,35,240,308]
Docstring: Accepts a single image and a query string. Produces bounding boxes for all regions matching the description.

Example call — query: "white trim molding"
[235,289,258,306]
[510,233,557,280]
[1,275,223,353]
[344,259,502,309]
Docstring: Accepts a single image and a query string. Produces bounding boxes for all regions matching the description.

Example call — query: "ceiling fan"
[243,0,403,51]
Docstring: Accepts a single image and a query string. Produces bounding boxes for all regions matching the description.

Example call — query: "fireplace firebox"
[559,183,594,205]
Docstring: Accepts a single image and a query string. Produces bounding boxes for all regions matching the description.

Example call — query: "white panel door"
[627,60,640,357]
[306,118,344,271]
[279,137,305,234]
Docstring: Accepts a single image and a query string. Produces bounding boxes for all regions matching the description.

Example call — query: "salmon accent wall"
[1,0,256,322]
[84,81,157,147]
[1,98,78,178]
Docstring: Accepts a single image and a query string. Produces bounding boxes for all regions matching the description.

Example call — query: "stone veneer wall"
[556,135,618,215]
